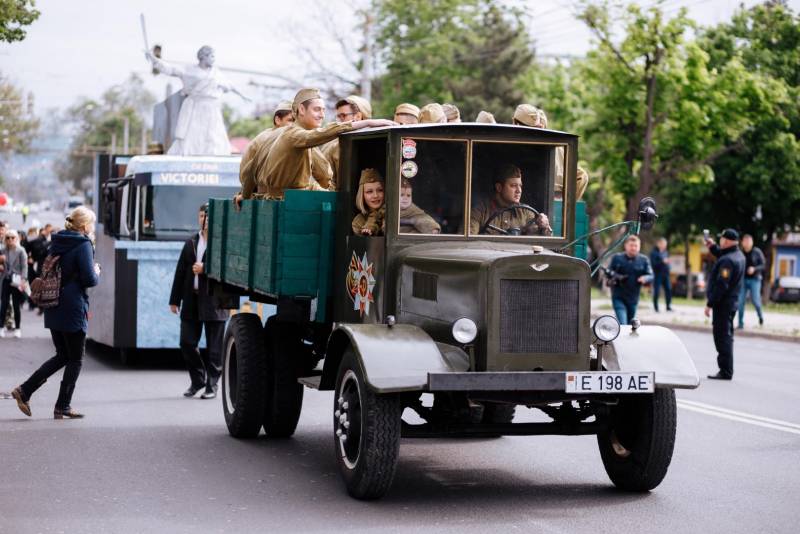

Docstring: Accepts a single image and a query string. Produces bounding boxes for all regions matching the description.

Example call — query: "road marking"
[677,399,800,436]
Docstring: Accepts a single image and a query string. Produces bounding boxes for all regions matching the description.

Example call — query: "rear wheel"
[222,313,266,438]
[334,348,401,500]
[262,318,304,437]
[597,388,677,491]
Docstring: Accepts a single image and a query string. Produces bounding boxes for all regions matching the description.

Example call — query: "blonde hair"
[65,206,96,233]
[355,169,384,215]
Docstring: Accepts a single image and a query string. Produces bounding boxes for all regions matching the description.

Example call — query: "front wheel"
[334,348,401,500]
[222,313,267,438]
[597,388,677,491]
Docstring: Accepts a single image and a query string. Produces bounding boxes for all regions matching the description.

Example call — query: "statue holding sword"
[141,14,250,156]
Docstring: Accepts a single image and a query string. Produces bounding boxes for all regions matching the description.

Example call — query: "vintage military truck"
[206,123,700,500]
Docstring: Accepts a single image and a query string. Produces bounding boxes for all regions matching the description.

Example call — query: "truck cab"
[207,123,699,500]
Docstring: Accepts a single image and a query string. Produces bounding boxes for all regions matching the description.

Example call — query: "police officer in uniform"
[704,228,746,380]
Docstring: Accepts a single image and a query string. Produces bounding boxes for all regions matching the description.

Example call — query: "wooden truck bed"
[206,190,338,322]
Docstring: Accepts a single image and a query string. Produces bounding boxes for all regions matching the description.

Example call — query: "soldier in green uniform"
[261,88,393,199]
[393,103,420,125]
[513,104,590,200]
[322,95,372,191]
[470,164,551,236]
[235,101,293,206]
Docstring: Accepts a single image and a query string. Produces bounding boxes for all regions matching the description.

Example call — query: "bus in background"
[89,155,241,362]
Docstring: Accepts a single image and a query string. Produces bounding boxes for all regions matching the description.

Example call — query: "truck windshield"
[468,141,565,237]
[139,185,233,240]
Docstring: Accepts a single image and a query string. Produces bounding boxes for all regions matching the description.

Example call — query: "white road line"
[677,399,800,436]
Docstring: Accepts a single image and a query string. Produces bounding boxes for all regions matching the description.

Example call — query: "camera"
[601,266,628,287]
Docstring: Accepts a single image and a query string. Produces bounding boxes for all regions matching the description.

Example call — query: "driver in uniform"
[470,164,552,236]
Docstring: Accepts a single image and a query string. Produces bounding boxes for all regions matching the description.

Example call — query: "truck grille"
[499,279,579,353]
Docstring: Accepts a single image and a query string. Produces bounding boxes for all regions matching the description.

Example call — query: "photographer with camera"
[606,235,653,325]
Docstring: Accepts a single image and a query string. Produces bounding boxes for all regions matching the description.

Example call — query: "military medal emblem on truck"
[206,123,700,500]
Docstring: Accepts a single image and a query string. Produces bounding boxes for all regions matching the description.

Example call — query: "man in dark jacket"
[737,234,765,329]
[169,204,229,399]
[704,229,746,380]
[650,237,672,312]
[608,235,653,325]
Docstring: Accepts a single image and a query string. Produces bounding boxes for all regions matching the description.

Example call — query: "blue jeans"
[612,297,639,325]
[738,277,763,327]
[653,271,672,311]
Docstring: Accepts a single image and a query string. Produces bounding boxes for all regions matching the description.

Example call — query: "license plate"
[565,372,654,393]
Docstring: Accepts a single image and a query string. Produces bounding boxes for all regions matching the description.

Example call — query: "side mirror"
[637,197,658,232]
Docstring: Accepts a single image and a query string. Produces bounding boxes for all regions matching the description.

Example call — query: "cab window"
[398,138,466,235]
[469,142,565,237]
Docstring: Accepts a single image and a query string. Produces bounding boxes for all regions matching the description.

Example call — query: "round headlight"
[452,318,478,344]
[593,315,620,342]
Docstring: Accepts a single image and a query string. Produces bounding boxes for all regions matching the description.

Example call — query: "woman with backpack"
[11,206,100,419]
[0,229,28,338]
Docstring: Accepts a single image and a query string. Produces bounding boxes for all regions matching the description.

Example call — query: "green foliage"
[0,0,39,43]
[371,0,532,119]
[694,2,800,248]
[57,74,155,193]
[226,113,273,139]
[0,71,40,156]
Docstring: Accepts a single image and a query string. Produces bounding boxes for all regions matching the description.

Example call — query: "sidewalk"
[592,297,800,343]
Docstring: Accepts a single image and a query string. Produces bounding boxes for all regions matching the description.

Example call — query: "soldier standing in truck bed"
[322,95,373,191]
[235,100,294,205]
[261,88,393,199]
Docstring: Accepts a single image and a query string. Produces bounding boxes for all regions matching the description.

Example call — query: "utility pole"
[140,119,147,154]
[123,116,130,153]
[360,11,373,101]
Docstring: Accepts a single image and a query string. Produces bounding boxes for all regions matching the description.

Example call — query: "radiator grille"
[499,279,579,353]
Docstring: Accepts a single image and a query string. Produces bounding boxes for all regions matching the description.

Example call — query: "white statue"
[145,45,249,156]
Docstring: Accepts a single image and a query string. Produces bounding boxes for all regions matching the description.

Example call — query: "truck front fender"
[321,324,465,393]
[604,325,700,389]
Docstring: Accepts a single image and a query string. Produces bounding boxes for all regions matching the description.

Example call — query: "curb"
[591,313,800,344]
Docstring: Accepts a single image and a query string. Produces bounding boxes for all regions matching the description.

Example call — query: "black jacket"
[706,244,746,308]
[609,252,654,303]
[743,246,766,280]
[169,234,229,322]
[649,247,670,275]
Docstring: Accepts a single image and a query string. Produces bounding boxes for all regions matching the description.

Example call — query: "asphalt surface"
[1,310,798,533]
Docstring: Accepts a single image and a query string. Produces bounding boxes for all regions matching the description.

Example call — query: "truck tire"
[262,318,304,438]
[222,313,267,439]
[334,348,401,500]
[597,388,677,491]
[482,403,516,424]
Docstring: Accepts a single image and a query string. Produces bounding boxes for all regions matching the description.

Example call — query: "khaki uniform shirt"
[352,206,385,235]
[238,127,277,200]
[263,122,353,199]
[400,203,440,234]
[470,197,551,236]
[555,146,589,200]
[321,139,340,191]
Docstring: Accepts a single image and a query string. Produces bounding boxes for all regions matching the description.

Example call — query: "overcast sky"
[2,0,799,120]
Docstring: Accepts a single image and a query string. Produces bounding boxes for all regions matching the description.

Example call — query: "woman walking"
[0,229,28,338]
[11,207,100,419]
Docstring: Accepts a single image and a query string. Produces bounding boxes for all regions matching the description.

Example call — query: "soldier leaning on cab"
[322,95,373,191]
[261,88,394,200]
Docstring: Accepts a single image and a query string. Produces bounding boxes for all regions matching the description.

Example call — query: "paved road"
[1,311,798,533]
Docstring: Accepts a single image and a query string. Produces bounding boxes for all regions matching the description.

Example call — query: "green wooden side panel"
[552,199,588,260]
[206,190,339,322]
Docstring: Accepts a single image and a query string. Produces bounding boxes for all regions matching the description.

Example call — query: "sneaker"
[759,317,764,326]
[0,329,5,339]
[11,387,31,417]
[183,385,203,398]
[12,329,21,338]
[200,386,217,399]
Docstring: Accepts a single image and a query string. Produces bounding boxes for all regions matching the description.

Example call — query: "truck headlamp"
[592,315,620,343]
[452,318,478,344]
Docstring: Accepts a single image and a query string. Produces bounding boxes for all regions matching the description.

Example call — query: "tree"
[447,4,533,121]
[575,1,775,225]
[0,71,40,156]
[0,0,40,43]
[695,2,800,283]
[57,74,155,193]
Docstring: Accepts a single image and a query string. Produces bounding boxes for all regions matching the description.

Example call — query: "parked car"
[770,276,800,303]
[672,272,706,299]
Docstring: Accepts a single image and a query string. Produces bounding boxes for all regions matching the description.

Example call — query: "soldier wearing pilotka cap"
[322,95,373,190]
[394,103,420,125]
[513,104,590,201]
[235,100,294,206]
[261,88,394,199]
